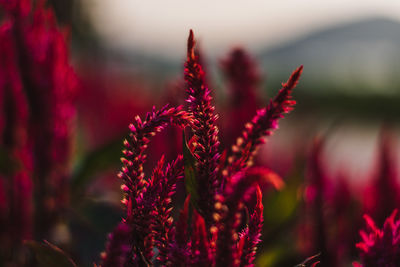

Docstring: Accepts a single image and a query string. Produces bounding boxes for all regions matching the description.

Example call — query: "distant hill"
[259,17,400,95]
[89,17,400,119]
[101,17,400,97]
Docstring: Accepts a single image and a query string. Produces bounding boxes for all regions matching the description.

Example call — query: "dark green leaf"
[70,134,125,201]
[25,240,77,267]
[182,130,201,213]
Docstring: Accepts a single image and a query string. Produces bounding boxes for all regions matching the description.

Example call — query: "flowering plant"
[100,30,303,266]
[2,1,400,267]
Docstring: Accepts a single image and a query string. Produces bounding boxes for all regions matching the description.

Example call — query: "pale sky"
[85,0,400,59]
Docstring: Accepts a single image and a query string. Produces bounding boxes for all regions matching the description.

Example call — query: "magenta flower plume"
[118,105,189,206]
[167,196,191,266]
[354,209,400,267]
[221,48,260,107]
[364,129,400,226]
[306,137,329,256]
[0,0,78,240]
[0,20,28,150]
[191,210,213,266]
[149,155,184,263]
[0,15,31,216]
[101,30,302,267]
[303,137,340,266]
[331,173,358,263]
[225,65,303,178]
[239,186,263,267]
[0,2,33,262]
[221,48,260,149]
[101,222,132,267]
[301,138,359,266]
[101,105,190,266]
[184,30,221,224]
[215,167,283,266]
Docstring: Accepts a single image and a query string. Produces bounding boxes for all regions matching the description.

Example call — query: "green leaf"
[70,134,125,201]
[256,246,283,267]
[25,240,77,267]
[182,130,201,213]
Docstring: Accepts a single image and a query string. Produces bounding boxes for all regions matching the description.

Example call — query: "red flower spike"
[363,129,400,226]
[216,167,283,266]
[0,0,78,240]
[184,30,221,226]
[103,155,185,267]
[304,137,334,265]
[191,210,212,266]
[239,186,264,267]
[99,31,303,266]
[139,155,167,260]
[119,105,190,207]
[150,156,184,264]
[355,209,400,266]
[221,48,261,149]
[225,65,303,178]
[168,195,191,266]
[101,222,132,267]
[101,106,190,266]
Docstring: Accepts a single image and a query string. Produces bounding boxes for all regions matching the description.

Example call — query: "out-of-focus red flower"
[101,105,190,266]
[354,209,400,266]
[225,65,302,182]
[184,30,221,225]
[302,137,332,265]
[363,129,400,226]
[221,48,261,149]
[77,63,152,149]
[0,0,78,251]
[300,137,360,266]
[239,186,264,267]
[0,2,33,262]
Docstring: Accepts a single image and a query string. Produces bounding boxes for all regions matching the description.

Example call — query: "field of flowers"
[1,1,400,266]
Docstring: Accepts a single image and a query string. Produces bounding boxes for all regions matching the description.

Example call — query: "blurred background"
[58,0,400,265]
[3,0,400,266]
[65,0,400,181]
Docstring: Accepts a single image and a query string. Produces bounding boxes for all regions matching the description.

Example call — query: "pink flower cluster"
[354,210,400,267]
[100,30,303,266]
[0,0,77,263]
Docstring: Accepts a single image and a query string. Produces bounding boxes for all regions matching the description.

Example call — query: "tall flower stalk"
[363,129,400,226]
[0,1,77,264]
[100,30,303,266]
[223,64,303,181]
[221,48,261,149]
[0,16,33,258]
[101,105,191,266]
[184,30,221,225]
[0,0,78,242]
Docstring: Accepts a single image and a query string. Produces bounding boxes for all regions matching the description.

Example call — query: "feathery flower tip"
[289,65,303,85]
[188,30,195,59]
